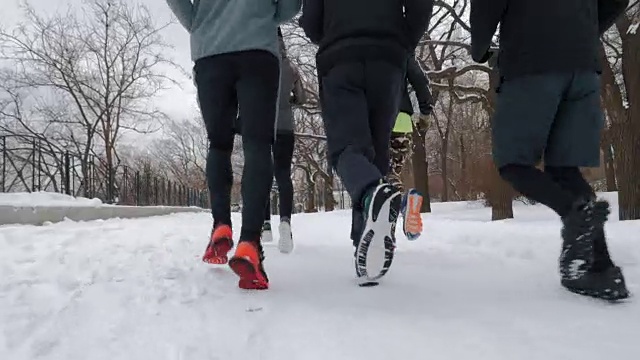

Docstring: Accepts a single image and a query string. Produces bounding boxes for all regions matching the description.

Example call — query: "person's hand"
[483,47,499,67]
[417,112,431,132]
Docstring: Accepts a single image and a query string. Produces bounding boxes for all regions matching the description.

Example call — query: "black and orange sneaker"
[202,224,234,265]
[229,240,269,290]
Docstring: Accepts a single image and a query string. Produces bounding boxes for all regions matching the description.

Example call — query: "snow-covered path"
[1,196,639,360]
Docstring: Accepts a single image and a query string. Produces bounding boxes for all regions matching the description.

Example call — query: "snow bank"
[0,204,206,225]
[0,191,206,225]
[0,191,103,207]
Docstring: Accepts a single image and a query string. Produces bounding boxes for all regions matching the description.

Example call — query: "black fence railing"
[1,134,354,212]
[1,135,208,208]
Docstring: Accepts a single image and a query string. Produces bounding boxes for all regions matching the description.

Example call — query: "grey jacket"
[277,38,307,133]
[166,0,302,61]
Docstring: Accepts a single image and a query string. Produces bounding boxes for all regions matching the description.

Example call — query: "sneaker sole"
[278,225,293,254]
[356,188,402,282]
[203,238,233,265]
[357,280,380,287]
[564,286,630,302]
[228,256,268,290]
[562,266,630,302]
[204,256,228,265]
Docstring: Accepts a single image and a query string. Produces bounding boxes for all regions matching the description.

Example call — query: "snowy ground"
[0,192,102,207]
[0,194,638,360]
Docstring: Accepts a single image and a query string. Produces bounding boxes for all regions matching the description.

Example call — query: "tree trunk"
[617,26,640,220]
[611,20,640,220]
[306,183,317,213]
[323,174,335,211]
[489,167,515,220]
[601,135,617,192]
[441,140,449,202]
[301,167,317,213]
[487,57,513,220]
[459,134,468,199]
[411,129,431,212]
[616,123,640,220]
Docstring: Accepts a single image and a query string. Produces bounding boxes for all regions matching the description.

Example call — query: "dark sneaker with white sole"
[261,221,273,243]
[354,183,402,285]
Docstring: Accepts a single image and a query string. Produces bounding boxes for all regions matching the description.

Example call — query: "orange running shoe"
[202,224,234,265]
[402,189,423,240]
[228,241,269,290]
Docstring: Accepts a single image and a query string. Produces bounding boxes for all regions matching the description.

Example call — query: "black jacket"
[399,56,433,116]
[299,0,433,75]
[470,0,629,78]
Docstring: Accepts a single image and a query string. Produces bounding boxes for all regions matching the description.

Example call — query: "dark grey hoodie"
[166,0,302,60]
[276,35,307,133]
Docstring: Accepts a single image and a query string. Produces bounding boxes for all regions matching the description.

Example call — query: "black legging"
[265,132,295,221]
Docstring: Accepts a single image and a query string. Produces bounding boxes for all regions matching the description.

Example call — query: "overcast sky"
[1,0,200,122]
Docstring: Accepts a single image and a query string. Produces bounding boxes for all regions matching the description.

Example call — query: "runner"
[167,0,302,290]
[470,0,629,300]
[300,0,433,284]
[261,28,308,254]
[390,55,434,240]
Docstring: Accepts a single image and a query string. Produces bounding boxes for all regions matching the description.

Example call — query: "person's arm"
[404,0,434,49]
[470,0,507,63]
[598,0,629,34]
[299,0,324,45]
[166,0,195,31]
[406,57,433,115]
[275,0,303,24]
[291,65,308,106]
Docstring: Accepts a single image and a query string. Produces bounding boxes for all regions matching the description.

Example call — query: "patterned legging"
[387,131,413,192]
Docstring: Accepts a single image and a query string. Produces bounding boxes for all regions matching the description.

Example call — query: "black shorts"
[492,72,604,168]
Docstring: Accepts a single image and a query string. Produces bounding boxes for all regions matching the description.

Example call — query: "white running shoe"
[278,219,293,254]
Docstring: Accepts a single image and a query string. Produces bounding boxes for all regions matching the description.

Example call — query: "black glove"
[480,47,499,65]
[418,112,431,131]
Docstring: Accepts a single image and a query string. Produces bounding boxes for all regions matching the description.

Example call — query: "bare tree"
[152,118,208,189]
[280,25,338,212]
[606,4,639,220]
[597,3,640,220]
[408,0,514,219]
[0,0,178,202]
[0,79,74,193]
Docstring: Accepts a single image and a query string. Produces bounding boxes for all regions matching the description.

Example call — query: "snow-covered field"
[0,192,103,207]
[0,194,638,360]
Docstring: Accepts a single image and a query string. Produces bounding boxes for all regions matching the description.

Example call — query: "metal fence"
[271,177,352,215]
[1,134,353,212]
[1,135,208,207]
